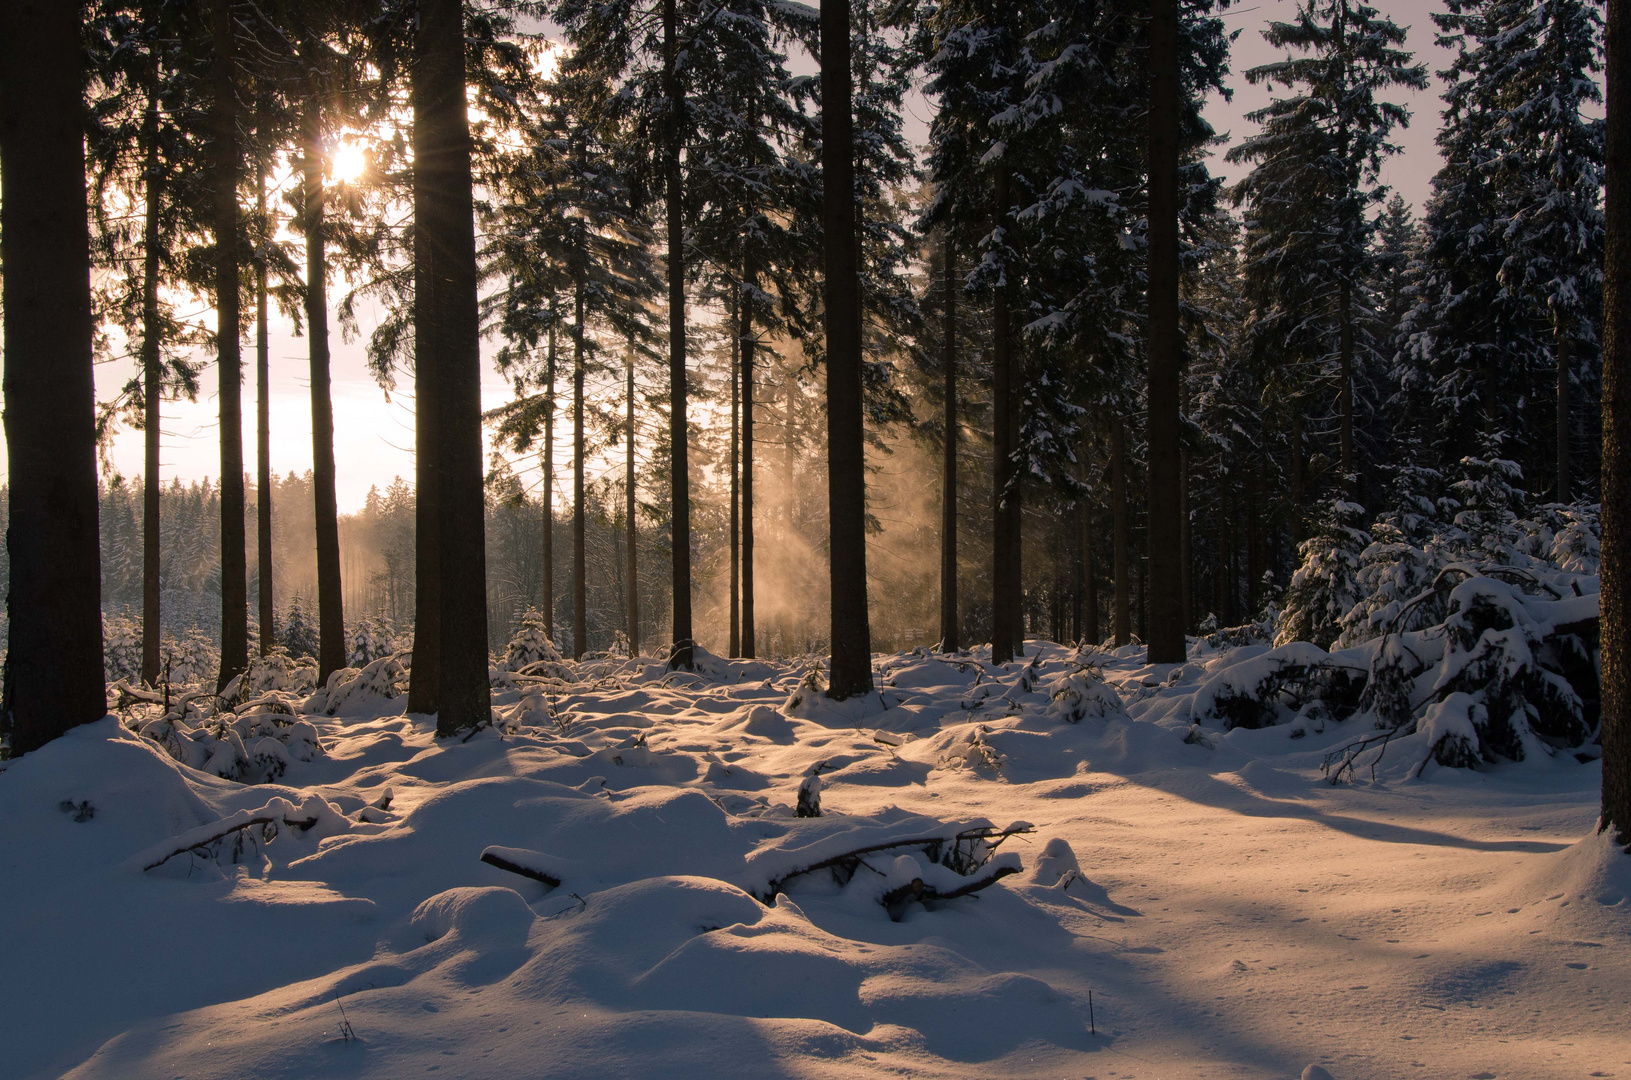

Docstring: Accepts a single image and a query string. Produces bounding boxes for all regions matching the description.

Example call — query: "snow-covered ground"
[2,641,1627,1080]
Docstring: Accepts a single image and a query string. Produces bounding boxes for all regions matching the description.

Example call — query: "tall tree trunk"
[741,254,757,659]
[1557,326,1572,502]
[1290,409,1305,545]
[1339,278,1355,493]
[729,285,741,657]
[822,0,874,698]
[542,323,555,638]
[627,344,639,655]
[141,81,165,685]
[940,232,959,651]
[303,91,345,682]
[256,125,274,656]
[1146,0,1184,664]
[1179,391,1192,635]
[1084,500,1099,646]
[1112,417,1130,646]
[1600,0,1631,845]
[213,0,248,693]
[416,0,489,735]
[573,273,587,660]
[990,171,1017,665]
[1247,462,1262,616]
[663,0,694,670]
[0,0,106,752]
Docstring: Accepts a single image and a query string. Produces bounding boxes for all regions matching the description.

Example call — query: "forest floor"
[2,641,1628,1080]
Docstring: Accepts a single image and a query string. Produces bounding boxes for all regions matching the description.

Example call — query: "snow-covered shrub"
[1427,577,1590,761]
[136,705,324,783]
[321,654,409,716]
[1045,669,1128,724]
[498,607,573,679]
[1345,571,1597,772]
[347,614,402,668]
[1449,453,1525,561]
[104,612,143,684]
[1196,613,1274,651]
[1512,502,1601,575]
[236,648,319,700]
[783,664,827,716]
[1276,499,1369,649]
[279,596,319,660]
[160,629,219,687]
[1337,522,1449,647]
[1191,643,1367,730]
[1417,693,1483,769]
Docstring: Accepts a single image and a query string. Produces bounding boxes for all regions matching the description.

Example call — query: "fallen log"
[879,858,1023,921]
[479,846,564,888]
[754,823,1033,903]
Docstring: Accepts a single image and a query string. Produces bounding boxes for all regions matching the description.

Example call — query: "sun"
[330,139,367,185]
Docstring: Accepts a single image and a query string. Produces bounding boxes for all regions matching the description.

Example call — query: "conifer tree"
[1227,0,1427,495]
[84,0,217,686]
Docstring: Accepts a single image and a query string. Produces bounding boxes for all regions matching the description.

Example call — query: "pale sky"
[1,0,1466,512]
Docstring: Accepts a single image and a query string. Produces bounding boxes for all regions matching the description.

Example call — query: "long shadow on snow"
[1124,763,1570,854]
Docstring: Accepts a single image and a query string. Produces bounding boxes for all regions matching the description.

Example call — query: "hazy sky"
[3,0,1463,513]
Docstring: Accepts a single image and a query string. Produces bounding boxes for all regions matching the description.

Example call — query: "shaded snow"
[0,641,1625,1079]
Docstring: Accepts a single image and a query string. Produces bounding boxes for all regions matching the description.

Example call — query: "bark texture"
[415,0,490,734]
[822,0,874,699]
[214,0,249,693]
[940,233,960,652]
[1601,0,1631,846]
[0,0,108,753]
[664,0,695,670]
[303,93,345,681]
[1146,0,1185,664]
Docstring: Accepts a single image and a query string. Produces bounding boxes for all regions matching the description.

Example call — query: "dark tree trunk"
[1290,409,1305,545]
[741,256,757,659]
[256,130,274,656]
[1146,0,1185,664]
[213,0,249,693]
[303,91,345,681]
[1179,409,1192,633]
[822,0,874,699]
[1112,417,1130,646]
[1084,501,1099,646]
[1557,327,1572,502]
[627,345,640,655]
[729,286,741,657]
[990,171,1018,664]
[572,274,587,660]
[141,82,165,685]
[1339,278,1355,493]
[543,324,555,638]
[1601,0,1631,846]
[407,105,442,715]
[664,0,694,670]
[0,0,106,753]
[940,232,959,651]
[1247,462,1262,615]
[416,0,489,735]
